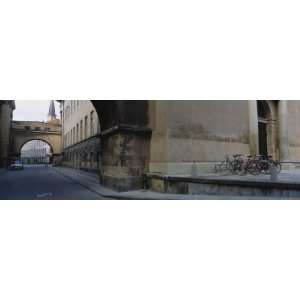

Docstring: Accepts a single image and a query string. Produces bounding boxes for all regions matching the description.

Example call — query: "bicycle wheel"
[238,164,247,176]
[270,161,282,174]
[214,164,220,173]
[248,161,261,175]
[215,161,227,173]
[261,160,270,175]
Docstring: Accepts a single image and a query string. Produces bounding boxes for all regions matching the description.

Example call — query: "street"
[0,165,107,200]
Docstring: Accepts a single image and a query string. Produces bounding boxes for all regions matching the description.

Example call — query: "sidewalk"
[0,168,7,175]
[52,167,289,200]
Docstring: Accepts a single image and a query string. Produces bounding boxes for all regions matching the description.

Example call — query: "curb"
[52,167,160,200]
[0,168,7,175]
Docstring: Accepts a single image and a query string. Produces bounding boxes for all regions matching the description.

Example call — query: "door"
[258,122,268,158]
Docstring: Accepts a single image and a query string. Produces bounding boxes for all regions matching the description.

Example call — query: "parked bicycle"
[215,154,282,176]
[253,155,282,175]
[214,154,244,175]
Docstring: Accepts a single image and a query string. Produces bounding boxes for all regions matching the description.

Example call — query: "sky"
[14,100,60,122]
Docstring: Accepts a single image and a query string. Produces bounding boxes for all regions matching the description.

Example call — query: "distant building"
[0,101,15,167]
[59,100,101,173]
[21,140,51,164]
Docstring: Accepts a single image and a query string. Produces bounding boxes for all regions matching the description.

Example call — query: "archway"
[257,100,278,159]
[20,139,53,164]
[90,100,152,191]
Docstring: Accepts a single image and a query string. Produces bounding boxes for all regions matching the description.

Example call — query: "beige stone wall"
[149,100,251,175]
[287,101,300,161]
[11,120,62,155]
[12,120,60,131]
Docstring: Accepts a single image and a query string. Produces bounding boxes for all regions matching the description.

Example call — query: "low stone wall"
[145,173,300,198]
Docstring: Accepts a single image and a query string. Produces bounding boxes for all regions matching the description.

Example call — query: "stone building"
[59,100,101,173]
[147,100,293,175]
[87,100,300,191]
[10,101,62,163]
[0,101,15,167]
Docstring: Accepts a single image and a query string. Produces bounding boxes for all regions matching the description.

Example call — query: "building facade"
[147,100,297,175]
[87,100,300,191]
[11,101,62,163]
[0,101,15,167]
[59,100,101,173]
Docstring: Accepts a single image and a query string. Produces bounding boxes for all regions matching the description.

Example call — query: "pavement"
[0,165,108,200]
[52,167,295,200]
[1,165,300,200]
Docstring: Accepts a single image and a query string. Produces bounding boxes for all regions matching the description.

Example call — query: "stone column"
[92,100,152,192]
[100,125,152,192]
[0,104,2,167]
[278,100,289,161]
[0,102,12,167]
[248,101,259,155]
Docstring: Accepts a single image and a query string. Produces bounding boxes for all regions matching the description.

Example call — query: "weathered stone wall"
[287,101,300,161]
[149,100,250,175]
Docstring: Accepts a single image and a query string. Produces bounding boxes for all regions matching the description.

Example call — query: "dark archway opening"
[257,100,279,159]
[257,101,270,158]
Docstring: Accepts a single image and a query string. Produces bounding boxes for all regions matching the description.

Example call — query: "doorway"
[258,121,268,157]
[257,100,278,159]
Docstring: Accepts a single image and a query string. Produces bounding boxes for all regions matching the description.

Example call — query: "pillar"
[0,102,12,167]
[278,100,289,161]
[248,101,259,155]
[92,101,152,192]
[100,125,151,191]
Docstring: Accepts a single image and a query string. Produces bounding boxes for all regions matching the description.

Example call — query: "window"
[97,119,101,133]
[25,126,31,130]
[76,124,79,143]
[73,127,76,144]
[84,115,88,139]
[80,120,83,141]
[35,127,41,131]
[90,111,94,136]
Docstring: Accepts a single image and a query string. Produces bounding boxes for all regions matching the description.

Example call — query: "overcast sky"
[14,101,60,122]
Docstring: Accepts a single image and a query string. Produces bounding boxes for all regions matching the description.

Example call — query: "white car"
[9,161,24,170]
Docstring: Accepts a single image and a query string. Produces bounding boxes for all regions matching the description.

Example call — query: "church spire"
[47,100,56,122]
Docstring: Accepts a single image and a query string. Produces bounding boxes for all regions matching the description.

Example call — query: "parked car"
[9,161,24,170]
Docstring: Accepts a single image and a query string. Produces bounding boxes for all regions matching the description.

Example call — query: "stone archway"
[12,134,61,158]
[20,139,54,164]
[90,101,152,191]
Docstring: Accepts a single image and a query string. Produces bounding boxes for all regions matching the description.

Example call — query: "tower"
[47,100,57,122]
[47,100,60,125]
